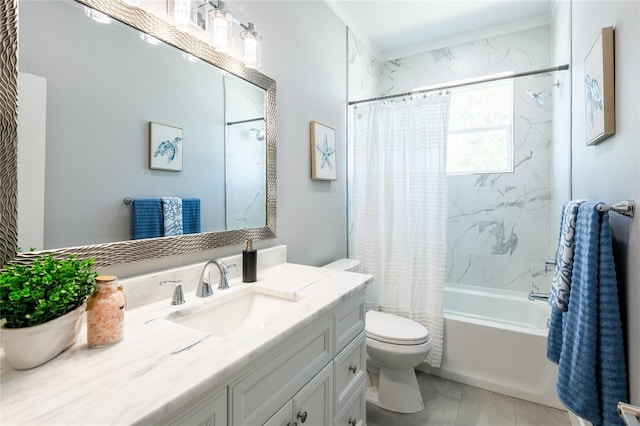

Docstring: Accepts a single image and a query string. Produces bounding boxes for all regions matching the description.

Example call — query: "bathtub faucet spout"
[528,291,549,302]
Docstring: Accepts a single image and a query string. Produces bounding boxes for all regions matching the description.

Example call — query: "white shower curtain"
[348,94,450,367]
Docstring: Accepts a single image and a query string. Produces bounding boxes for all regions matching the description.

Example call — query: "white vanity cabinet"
[263,364,333,426]
[230,288,366,426]
[0,261,373,426]
[155,387,227,426]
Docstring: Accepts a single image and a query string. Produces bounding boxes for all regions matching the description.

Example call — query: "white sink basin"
[165,287,299,337]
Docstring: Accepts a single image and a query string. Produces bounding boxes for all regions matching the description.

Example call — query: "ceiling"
[326,0,554,60]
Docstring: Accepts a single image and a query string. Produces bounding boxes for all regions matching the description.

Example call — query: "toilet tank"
[322,258,361,272]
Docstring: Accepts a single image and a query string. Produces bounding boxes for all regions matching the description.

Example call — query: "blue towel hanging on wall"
[547,201,628,426]
[131,198,163,239]
[182,198,201,234]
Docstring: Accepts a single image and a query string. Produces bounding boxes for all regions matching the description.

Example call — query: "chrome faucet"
[160,280,185,305]
[196,259,236,298]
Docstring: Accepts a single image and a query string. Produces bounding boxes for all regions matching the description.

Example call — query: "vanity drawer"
[231,316,334,426]
[334,330,366,414]
[333,381,366,426]
[335,290,365,353]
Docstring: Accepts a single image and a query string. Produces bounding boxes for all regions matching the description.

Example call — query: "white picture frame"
[149,122,183,171]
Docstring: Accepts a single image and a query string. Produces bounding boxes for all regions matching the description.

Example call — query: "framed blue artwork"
[310,121,336,181]
[584,26,615,146]
[149,122,183,171]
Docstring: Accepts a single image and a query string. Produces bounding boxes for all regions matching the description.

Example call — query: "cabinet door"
[157,387,227,426]
[292,364,333,426]
[264,400,293,426]
[231,317,333,425]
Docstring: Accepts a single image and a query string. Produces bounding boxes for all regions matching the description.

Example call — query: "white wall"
[571,0,640,404]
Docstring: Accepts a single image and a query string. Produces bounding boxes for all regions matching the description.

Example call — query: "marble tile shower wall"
[348,26,557,295]
[347,28,381,102]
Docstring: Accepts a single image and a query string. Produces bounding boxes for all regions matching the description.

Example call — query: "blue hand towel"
[161,197,184,236]
[551,202,628,426]
[182,198,201,235]
[131,198,163,240]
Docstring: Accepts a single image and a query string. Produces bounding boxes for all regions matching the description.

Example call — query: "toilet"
[322,259,432,414]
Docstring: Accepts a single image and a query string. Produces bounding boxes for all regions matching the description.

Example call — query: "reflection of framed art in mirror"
[150,122,183,172]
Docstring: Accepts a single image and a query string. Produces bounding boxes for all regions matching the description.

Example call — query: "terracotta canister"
[86,275,125,348]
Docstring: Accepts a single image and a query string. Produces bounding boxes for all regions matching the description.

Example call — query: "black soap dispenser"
[242,239,257,283]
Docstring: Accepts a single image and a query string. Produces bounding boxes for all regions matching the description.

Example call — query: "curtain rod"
[348,64,570,106]
[226,117,264,126]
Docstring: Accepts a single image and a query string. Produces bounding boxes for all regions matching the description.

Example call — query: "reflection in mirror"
[224,75,266,230]
[2,0,276,266]
[18,0,268,249]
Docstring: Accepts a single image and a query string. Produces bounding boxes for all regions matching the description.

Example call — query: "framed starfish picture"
[149,122,183,171]
[310,121,337,181]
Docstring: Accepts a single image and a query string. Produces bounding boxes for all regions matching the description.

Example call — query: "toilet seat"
[366,310,429,346]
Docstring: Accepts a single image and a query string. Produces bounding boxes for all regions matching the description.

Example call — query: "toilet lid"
[366,310,429,345]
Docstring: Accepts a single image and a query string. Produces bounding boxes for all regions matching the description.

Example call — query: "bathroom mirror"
[0,0,276,267]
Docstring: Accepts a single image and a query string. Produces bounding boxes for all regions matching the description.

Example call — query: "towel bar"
[618,402,640,426]
[597,200,635,217]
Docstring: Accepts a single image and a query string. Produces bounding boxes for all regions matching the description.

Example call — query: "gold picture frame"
[584,26,615,146]
[310,121,337,181]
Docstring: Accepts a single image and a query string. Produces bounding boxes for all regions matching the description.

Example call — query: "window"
[447,80,514,174]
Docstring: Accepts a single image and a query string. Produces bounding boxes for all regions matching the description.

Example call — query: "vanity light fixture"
[240,22,261,69]
[173,0,191,31]
[84,6,112,24]
[208,0,233,52]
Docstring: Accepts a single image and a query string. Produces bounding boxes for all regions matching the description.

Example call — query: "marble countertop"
[0,262,372,425]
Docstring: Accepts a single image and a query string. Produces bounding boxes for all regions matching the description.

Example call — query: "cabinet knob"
[297,411,308,423]
[348,419,357,426]
[349,365,357,374]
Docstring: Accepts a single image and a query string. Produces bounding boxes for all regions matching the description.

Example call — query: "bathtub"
[419,284,564,409]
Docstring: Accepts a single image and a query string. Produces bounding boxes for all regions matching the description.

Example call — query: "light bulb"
[244,37,257,67]
[209,9,232,52]
[173,0,191,30]
[240,23,261,69]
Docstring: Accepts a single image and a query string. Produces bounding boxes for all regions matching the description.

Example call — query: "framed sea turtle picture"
[310,121,337,181]
[149,122,183,171]
[584,26,615,146]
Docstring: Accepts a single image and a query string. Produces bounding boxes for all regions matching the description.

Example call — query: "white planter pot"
[1,304,86,370]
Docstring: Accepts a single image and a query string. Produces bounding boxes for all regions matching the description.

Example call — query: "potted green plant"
[0,254,97,369]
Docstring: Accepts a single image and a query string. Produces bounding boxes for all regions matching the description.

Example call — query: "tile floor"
[366,371,571,426]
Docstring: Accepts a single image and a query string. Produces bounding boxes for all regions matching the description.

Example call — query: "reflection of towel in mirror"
[182,198,201,234]
[161,197,183,236]
[131,198,163,240]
